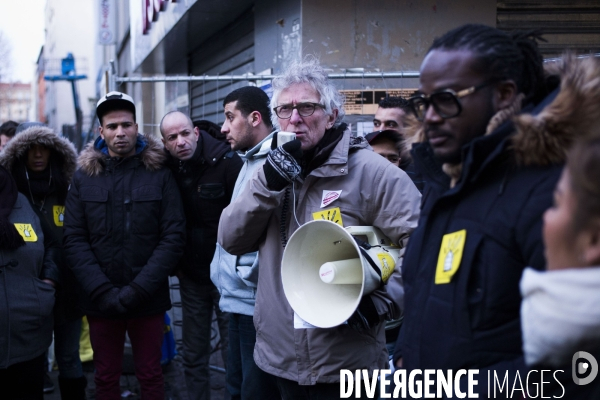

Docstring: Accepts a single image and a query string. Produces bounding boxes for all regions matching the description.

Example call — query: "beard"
[231,124,256,152]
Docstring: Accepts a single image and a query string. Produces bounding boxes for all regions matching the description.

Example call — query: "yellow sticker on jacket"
[435,229,466,284]
[14,223,39,242]
[312,207,343,227]
[53,205,65,227]
[377,253,396,283]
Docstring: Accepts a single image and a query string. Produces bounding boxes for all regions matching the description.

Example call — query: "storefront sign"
[143,0,177,35]
[98,0,116,45]
[340,89,417,114]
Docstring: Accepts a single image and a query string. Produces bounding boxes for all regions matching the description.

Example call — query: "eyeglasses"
[273,102,325,119]
[407,82,492,121]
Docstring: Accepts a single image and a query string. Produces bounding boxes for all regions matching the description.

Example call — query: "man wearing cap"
[365,130,403,168]
[63,92,186,399]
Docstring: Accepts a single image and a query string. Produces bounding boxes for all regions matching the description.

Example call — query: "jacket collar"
[305,125,367,178]
[240,131,275,161]
[78,133,165,176]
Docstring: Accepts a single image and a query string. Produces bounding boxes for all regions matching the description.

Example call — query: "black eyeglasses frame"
[408,81,494,121]
[272,102,326,119]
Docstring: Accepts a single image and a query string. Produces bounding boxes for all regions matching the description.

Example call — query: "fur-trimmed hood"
[78,132,165,176]
[512,54,600,166]
[0,126,78,182]
[404,54,600,168]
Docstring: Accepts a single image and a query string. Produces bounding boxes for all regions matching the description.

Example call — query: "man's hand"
[118,285,144,310]
[263,139,303,191]
[96,287,127,314]
[347,295,382,333]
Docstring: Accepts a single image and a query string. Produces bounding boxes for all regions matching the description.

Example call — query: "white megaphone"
[281,219,399,328]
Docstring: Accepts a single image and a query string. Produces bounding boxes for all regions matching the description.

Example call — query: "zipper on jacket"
[124,193,132,238]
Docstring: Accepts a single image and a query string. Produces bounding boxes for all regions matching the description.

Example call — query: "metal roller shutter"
[189,9,255,124]
[497,1,600,57]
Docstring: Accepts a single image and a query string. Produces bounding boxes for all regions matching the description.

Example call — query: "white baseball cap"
[96,91,136,123]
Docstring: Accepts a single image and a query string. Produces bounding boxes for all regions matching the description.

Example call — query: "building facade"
[0,82,31,123]
[41,0,98,148]
[94,0,599,137]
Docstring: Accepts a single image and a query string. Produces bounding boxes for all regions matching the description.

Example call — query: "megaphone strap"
[280,187,291,248]
[358,246,384,289]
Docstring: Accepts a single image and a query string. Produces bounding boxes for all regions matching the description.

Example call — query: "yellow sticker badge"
[377,253,396,283]
[53,205,65,227]
[14,223,38,242]
[435,229,466,284]
[312,207,343,227]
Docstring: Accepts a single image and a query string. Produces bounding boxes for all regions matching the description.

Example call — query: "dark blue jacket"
[396,92,563,395]
[63,134,186,319]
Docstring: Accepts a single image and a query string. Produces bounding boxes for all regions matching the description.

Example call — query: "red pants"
[88,314,164,400]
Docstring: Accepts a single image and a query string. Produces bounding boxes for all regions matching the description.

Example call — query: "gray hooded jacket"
[218,128,421,384]
[211,132,274,315]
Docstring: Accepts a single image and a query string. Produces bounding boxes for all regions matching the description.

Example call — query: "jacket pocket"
[80,186,109,235]
[131,185,162,234]
[11,278,55,337]
[198,183,225,199]
[35,279,56,324]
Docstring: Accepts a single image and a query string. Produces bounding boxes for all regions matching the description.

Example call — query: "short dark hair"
[223,86,273,129]
[378,96,411,113]
[0,120,18,138]
[428,24,547,104]
[365,130,403,153]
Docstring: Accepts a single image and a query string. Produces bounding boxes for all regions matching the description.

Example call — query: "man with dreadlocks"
[393,24,562,395]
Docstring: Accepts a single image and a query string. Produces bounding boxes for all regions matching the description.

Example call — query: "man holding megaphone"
[218,57,421,399]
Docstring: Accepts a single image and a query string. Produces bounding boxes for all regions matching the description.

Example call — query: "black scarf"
[301,123,347,177]
[0,165,25,250]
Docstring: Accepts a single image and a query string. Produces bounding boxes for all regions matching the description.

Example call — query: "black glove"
[118,284,144,310]
[96,287,127,315]
[347,295,382,333]
[263,139,303,191]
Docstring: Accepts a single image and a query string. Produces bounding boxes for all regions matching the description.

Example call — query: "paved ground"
[44,350,228,400]
[43,278,230,399]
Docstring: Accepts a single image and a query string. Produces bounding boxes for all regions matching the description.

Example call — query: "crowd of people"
[1,22,599,400]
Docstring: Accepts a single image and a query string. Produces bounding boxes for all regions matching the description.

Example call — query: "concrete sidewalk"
[43,350,228,400]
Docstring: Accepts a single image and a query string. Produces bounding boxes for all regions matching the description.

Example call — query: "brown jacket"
[218,129,421,384]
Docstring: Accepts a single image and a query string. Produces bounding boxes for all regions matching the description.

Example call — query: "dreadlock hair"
[429,24,547,104]
[378,96,412,113]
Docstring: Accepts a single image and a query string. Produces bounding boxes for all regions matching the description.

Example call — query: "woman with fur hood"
[0,164,60,399]
[0,125,86,399]
[517,54,600,399]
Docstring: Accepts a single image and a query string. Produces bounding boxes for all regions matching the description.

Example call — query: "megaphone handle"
[345,227,378,246]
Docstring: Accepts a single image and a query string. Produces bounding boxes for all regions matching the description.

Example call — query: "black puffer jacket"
[0,126,81,325]
[63,134,185,318]
[165,131,242,284]
[397,55,600,396]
